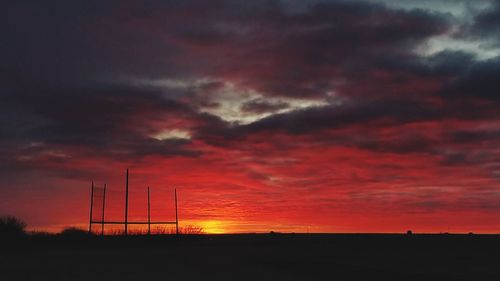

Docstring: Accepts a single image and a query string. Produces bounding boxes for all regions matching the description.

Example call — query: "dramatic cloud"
[0,0,499,233]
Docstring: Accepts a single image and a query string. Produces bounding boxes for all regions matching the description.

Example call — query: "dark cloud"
[441,58,500,101]
[0,77,206,172]
[240,99,289,114]
[449,128,500,144]
[238,99,441,135]
[0,0,450,95]
[1,0,496,160]
[210,1,449,98]
[469,1,500,38]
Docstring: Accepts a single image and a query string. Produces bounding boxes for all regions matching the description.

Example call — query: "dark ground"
[1,233,499,281]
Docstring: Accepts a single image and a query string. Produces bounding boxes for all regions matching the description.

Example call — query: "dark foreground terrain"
[1,233,499,280]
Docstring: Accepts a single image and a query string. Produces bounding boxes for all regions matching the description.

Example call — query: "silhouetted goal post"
[88,182,107,235]
[89,168,179,235]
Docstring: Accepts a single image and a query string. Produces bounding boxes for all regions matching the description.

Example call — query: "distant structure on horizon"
[89,168,179,235]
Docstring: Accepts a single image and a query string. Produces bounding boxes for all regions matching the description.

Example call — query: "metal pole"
[89,181,94,234]
[101,184,107,236]
[147,186,151,235]
[125,168,129,235]
[175,188,179,235]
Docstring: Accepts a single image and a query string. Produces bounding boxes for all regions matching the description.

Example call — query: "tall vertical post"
[89,181,94,234]
[147,186,151,235]
[101,184,107,236]
[125,168,129,235]
[175,188,179,235]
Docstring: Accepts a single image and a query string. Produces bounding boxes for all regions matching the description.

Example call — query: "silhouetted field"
[1,233,499,280]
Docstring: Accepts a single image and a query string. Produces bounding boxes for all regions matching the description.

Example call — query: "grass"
[1,233,499,281]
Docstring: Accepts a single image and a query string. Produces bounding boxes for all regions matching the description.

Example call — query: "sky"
[1,0,499,234]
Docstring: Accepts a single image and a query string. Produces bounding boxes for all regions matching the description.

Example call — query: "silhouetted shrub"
[153,225,204,235]
[30,230,51,237]
[60,227,88,237]
[108,229,125,235]
[0,216,27,237]
[180,225,204,235]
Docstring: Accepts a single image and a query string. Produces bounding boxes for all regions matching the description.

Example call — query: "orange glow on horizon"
[194,220,226,234]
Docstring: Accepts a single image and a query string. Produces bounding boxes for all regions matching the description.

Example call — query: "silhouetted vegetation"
[0,216,26,238]
[85,225,205,236]
[116,225,205,235]
[152,225,205,235]
[179,225,204,234]
[59,227,88,237]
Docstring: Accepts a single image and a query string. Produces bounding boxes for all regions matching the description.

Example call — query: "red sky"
[1,0,499,234]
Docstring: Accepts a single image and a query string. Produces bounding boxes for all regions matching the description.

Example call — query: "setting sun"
[195,220,226,234]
